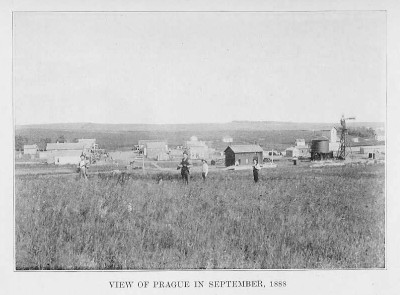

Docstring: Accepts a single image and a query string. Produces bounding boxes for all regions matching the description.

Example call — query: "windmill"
[337,115,355,160]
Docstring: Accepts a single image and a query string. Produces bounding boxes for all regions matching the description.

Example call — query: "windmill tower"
[337,115,355,160]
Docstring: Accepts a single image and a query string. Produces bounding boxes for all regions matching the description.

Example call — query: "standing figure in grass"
[252,158,261,183]
[177,150,192,184]
[78,154,89,180]
[201,159,209,181]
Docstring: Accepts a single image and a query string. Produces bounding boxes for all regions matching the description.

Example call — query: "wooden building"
[23,144,38,155]
[185,137,209,159]
[45,140,96,164]
[141,141,168,160]
[224,145,263,167]
[285,146,310,158]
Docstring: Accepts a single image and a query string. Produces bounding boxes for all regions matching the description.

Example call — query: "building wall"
[225,152,263,166]
[360,146,385,154]
[330,128,338,142]
[55,156,81,165]
[146,148,168,160]
[24,148,37,155]
[45,150,83,164]
[236,152,263,165]
[376,135,385,141]
[286,149,298,158]
[225,150,236,166]
[329,142,340,152]
[189,146,209,159]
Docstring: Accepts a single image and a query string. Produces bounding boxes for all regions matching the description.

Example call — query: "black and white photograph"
[2,0,400,294]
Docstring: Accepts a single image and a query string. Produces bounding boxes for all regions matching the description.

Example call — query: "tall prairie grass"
[15,164,385,269]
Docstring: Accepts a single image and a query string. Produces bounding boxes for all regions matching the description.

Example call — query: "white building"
[23,144,38,155]
[222,136,233,143]
[295,139,305,147]
[185,136,209,159]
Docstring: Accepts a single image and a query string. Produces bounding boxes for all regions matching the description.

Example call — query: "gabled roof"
[145,141,167,149]
[224,145,263,153]
[24,144,38,149]
[51,150,84,157]
[46,142,87,151]
[186,141,207,148]
[139,139,167,145]
[77,138,96,145]
[311,136,329,141]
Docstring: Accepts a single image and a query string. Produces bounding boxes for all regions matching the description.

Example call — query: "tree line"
[15,135,66,151]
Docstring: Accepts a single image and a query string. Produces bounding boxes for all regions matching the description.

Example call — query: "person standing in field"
[178,151,192,184]
[252,158,261,183]
[78,154,89,180]
[201,159,209,181]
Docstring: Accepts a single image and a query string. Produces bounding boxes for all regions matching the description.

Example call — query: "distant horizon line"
[16,120,385,127]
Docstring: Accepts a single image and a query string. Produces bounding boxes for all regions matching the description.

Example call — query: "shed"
[224,145,263,167]
[359,145,385,154]
[23,144,38,155]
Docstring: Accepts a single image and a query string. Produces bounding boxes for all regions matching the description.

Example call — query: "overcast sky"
[13,11,386,125]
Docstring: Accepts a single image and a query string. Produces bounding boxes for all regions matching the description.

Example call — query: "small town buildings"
[285,146,310,158]
[185,136,209,159]
[54,150,83,165]
[321,127,339,143]
[23,144,38,155]
[359,145,385,154]
[329,142,340,152]
[222,136,233,143]
[77,138,98,150]
[169,148,185,159]
[224,145,263,167]
[140,141,169,160]
[46,142,93,153]
[375,129,385,141]
[295,139,306,147]
[45,139,97,164]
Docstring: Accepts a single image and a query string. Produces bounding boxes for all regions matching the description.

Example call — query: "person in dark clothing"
[252,158,261,183]
[177,151,192,184]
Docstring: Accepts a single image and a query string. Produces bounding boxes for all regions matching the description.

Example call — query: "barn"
[23,144,38,155]
[224,145,263,167]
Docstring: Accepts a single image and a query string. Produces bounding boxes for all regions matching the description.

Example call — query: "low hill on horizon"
[16,121,384,132]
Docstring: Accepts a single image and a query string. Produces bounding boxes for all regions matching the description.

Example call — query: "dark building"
[224,145,264,167]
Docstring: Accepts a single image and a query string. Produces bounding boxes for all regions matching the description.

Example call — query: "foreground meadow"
[15,164,385,269]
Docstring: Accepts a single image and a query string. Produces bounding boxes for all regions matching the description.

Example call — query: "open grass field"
[15,163,385,270]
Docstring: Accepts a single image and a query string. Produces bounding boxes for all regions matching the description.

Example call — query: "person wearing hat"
[177,151,192,184]
[201,159,209,181]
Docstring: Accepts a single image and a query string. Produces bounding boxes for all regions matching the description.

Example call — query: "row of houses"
[23,139,98,165]
[138,136,216,161]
